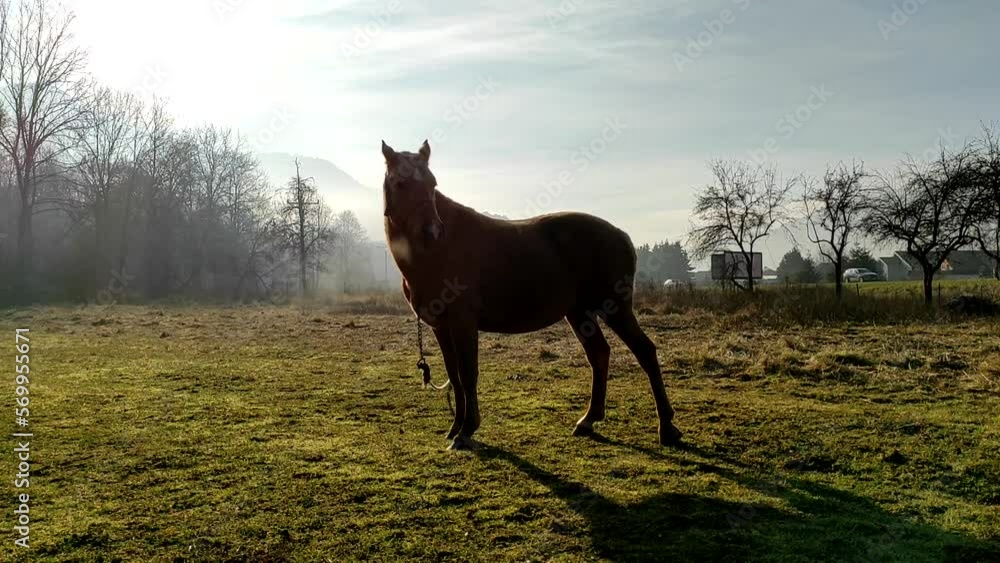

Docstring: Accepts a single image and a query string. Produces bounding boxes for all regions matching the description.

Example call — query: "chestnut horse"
[382,140,682,450]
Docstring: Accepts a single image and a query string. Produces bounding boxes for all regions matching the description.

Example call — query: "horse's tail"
[612,226,639,297]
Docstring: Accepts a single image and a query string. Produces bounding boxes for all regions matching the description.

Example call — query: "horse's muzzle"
[422,221,444,246]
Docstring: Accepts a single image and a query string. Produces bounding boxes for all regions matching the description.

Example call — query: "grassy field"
[1,305,998,562]
[319,279,1000,323]
[817,279,1000,299]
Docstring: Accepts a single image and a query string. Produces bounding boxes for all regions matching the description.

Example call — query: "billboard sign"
[711,251,763,280]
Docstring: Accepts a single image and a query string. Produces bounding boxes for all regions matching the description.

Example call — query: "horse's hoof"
[573,422,595,437]
[660,423,683,446]
[448,435,477,451]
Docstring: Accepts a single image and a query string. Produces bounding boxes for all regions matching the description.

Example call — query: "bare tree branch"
[803,160,867,298]
[688,160,796,291]
[863,143,984,303]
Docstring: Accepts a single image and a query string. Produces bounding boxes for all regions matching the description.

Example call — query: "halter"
[412,292,453,414]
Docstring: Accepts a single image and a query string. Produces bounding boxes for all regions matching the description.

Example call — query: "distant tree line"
[0,0,369,306]
[688,125,1000,303]
[775,248,818,284]
[635,240,693,288]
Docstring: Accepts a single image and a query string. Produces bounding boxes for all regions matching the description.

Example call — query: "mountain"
[255,152,368,194]
[255,152,383,240]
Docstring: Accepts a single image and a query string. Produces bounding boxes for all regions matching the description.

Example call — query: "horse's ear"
[382,140,398,167]
[418,139,431,163]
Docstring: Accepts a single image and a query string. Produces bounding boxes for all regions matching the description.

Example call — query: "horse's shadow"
[474,438,999,562]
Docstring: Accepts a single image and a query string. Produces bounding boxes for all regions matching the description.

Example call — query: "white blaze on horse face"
[390,232,412,263]
[426,221,443,242]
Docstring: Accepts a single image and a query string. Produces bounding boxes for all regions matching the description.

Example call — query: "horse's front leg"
[432,327,465,440]
[449,326,480,450]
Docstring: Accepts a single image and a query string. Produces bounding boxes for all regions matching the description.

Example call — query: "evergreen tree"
[636,239,693,286]
[777,248,819,283]
[846,246,880,272]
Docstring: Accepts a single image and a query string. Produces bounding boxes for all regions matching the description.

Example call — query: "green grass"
[640,279,1000,324]
[826,278,1000,296]
[1,305,998,562]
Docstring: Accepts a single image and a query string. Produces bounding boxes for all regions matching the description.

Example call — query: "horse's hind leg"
[566,310,611,437]
[433,327,465,440]
[605,308,683,446]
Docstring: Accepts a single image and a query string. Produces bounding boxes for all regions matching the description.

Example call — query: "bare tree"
[0,1,336,304]
[143,118,198,297]
[0,0,11,277]
[184,126,257,294]
[138,101,175,297]
[0,0,8,152]
[71,87,142,290]
[864,146,983,304]
[973,124,1000,279]
[0,0,9,154]
[279,160,331,295]
[311,201,333,290]
[333,209,367,292]
[0,147,12,283]
[688,160,795,291]
[0,0,87,301]
[803,161,867,299]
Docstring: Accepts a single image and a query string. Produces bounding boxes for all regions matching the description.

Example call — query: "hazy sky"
[67,0,998,263]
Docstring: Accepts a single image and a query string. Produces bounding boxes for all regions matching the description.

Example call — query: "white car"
[843,268,880,283]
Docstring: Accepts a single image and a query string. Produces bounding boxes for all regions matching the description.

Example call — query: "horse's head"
[381,139,445,248]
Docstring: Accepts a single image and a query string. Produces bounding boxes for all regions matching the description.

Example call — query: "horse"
[381,139,683,450]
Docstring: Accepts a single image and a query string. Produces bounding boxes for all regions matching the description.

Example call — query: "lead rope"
[415,314,454,414]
